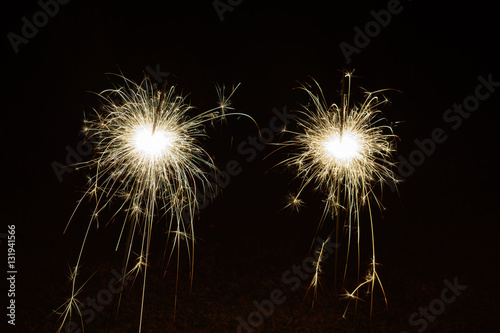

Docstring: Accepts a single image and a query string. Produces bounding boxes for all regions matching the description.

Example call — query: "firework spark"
[281,70,398,315]
[56,75,245,332]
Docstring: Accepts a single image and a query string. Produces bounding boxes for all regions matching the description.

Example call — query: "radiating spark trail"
[56,75,248,333]
[280,70,398,316]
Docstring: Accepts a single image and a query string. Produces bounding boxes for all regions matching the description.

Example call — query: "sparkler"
[281,70,398,316]
[56,74,245,333]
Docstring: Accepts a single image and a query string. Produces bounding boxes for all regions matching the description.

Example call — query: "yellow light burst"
[323,130,361,163]
[282,70,398,316]
[132,125,176,158]
[57,74,243,333]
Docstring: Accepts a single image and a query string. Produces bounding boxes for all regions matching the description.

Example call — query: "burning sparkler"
[56,74,246,332]
[281,70,398,316]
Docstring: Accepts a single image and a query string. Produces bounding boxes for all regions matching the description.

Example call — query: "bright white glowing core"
[324,131,361,161]
[133,125,174,158]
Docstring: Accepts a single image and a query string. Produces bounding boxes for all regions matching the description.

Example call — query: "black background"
[2,0,500,332]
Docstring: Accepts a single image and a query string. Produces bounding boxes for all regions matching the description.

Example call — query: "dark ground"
[2,0,500,332]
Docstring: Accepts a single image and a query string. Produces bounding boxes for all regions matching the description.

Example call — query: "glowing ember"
[132,125,175,159]
[324,131,361,163]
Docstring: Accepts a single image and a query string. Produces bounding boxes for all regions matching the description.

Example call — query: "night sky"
[3,0,500,332]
